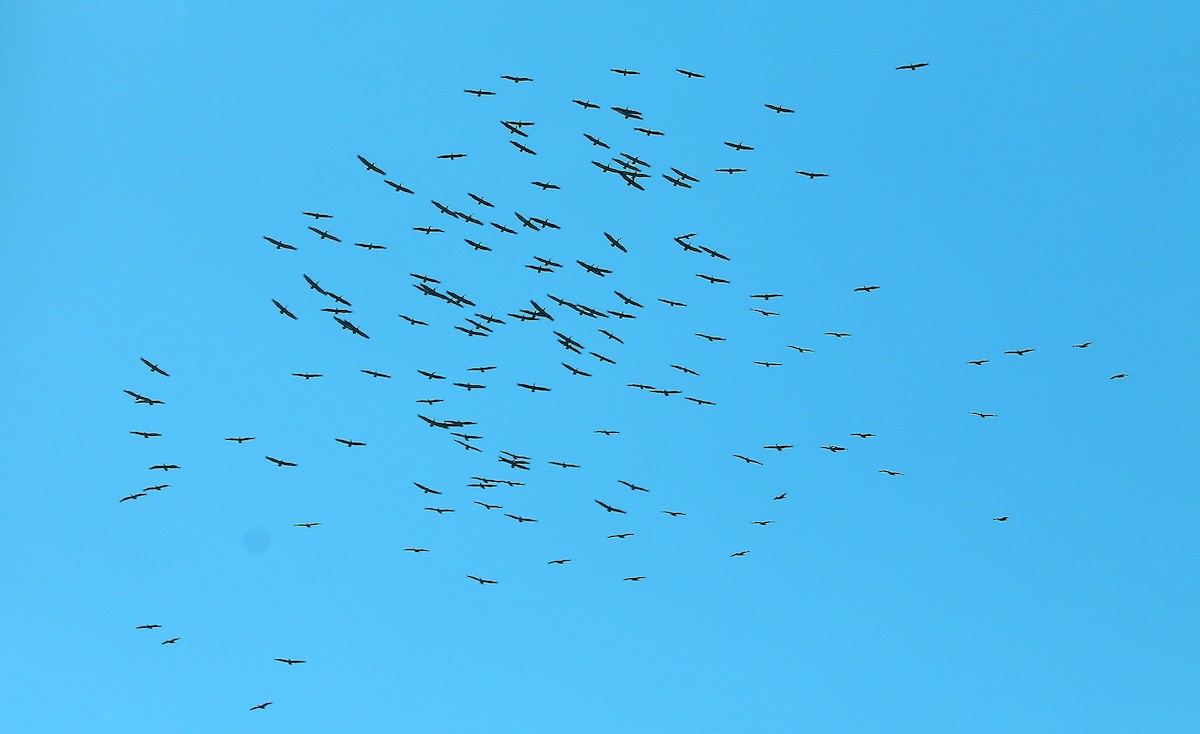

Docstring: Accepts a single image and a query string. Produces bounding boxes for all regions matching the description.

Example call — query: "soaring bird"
[854,285,880,293]
[225,436,254,443]
[136,624,162,630]
[896,62,929,71]
[265,456,297,467]
[1072,342,1093,349]
[467,575,498,584]
[662,510,686,517]
[161,637,180,645]
[275,658,305,665]
[967,359,988,366]
[294,522,321,528]
[594,499,626,514]
[732,454,762,465]
[249,702,273,711]
[879,470,904,477]
[548,559,571,565]
[623,576,645,581]
[608,533,634,539]
[993,516,1009,522]
[730,550,750,557]
[130,431,161,439]
[356,155,385,175]
[1005,348,1035,356]
[969,412,996,419]
[795,171,828,179]
[1110,373,1128,379]
[271,299,297,320]
[676,68,704,78]
[149,463,180,471]
[764,103,794,113]
[139,357,170,376]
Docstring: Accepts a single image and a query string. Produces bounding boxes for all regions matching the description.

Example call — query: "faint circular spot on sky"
[243,527,271,555]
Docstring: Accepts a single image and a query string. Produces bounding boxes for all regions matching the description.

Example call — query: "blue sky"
[3,1,1198,731]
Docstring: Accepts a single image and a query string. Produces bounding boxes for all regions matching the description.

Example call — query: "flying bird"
[149,463,180,471]
[263,236,296,251]
[356,155,385,175]
[275,658,305,665]
[993,516,1009,522]
[136,624,162,630]
[130,431,161,439]
[139,357,169,376]
[594,500,626,514]
[969,412,996,419]
[764,103,794,113]
[1005,349,1035,356]
[249,702,273,711]
[733,454,762,465]
[730,550,750,557]
[880,470,904,476]
[464,88,495,96]
[302,211,331,219]
[335,438,366,447]
[294,522,322,528]
[466,575,498,584]
[1072,342,1093,349]
[500,75,533,83]
[308,226,341,242]
[676,68,704,78]
[724,141,754,151]
[795,171,828,179]
[225,436,254,443]
[265,456,297,467]
[271,299,297,320]
[896,62,929,71]
[162,638,180,645]
[1110,373,1128,379]
[854,285,880,293]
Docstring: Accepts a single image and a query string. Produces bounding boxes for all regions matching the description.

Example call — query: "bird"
[1072,342,1093,349]
[751,308,777,317]
[825,332,851,338]
[820,445,846,453]
[609,533,634,539]
[275,658,305,665]
[249,702,272,711]
[404,548,430,553]
[754,361,782,368]
[733,454,763,465]
[307,226,343,243]
[149,463,180,471]
[161,638,180,645]
[751,293,783,300]
[623,576,645,581]
[135,624,162,630]
[500,74,533,83]
[354,242,386,250]
[795,170,828,179]
[123,389,164,405]
[294,522,321,528]
[384,180,414,194]
[139,357,169,376]
[671,364,699,376]
[611,67,640,76]
[225,436,254,443]
[595,430,620,436]
[969,412,996,419]
[764,103,794,113]
[695,333,725,342]
[361,369,391,379]
[335,438,366,447]
[854,285,880,293]
[730,550,750,557]
[618,480,649,493]
[724,141,754,151]
[751,520,773,526]
[271,299,297,320]
[583,133,610,148]
[356,154,385,175]
[292,372,322,380]
[993,516,1009,522]
[1110,373,1128,379]
[505,513,537,523]
[475,502,502,510]
[851,433,875,439]
[516,382,551,393]
[685,397,716,406]
[425,507,454,514]
[896,62,929,71]
[788,346,814,353]
[265,456,297,467]
[715,167,746,174]
[773,493,787,500]
[263,236,296,250]
[120,493,146,502]
[548,559,571,565]
[463,88,495,96]
[662,510,685,517]
[130,431,161,439]
[594,499,626,514]
[880,470,904,476]
[763,444,792,451]
[466,575,498,584]
[302,211,331,219]
[1005,348,1035,356]
[659,298,687,307]
[676,68,704,78]
[967,359,988,366]
[437,153,467,160]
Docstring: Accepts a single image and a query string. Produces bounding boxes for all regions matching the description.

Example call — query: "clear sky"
[3,1,1198,732]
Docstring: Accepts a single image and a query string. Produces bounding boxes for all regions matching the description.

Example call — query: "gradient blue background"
[3,1,1197,731]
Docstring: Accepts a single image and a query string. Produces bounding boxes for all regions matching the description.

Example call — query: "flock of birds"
[120,63,1128,713]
